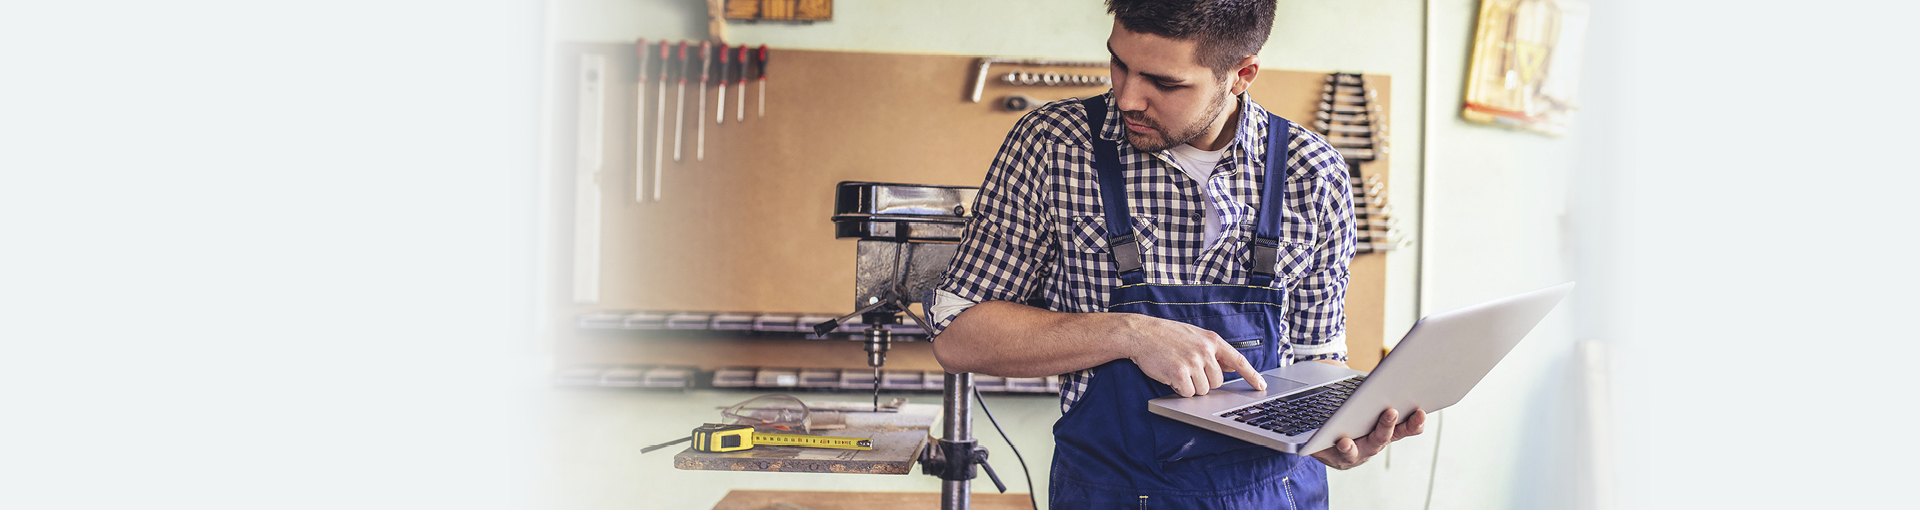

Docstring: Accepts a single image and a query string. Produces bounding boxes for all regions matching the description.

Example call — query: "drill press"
[817,182,1006,510]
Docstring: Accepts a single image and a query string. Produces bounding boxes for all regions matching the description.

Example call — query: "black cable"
[972,387,1038,510]
[1422,411,1443,510]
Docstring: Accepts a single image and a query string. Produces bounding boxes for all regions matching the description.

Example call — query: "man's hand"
[1310,408,1426,470]
[1117,314,1267,396]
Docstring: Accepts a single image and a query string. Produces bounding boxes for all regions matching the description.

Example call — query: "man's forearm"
[931,300,1134,377]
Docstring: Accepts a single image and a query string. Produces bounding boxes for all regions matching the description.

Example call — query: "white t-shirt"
[1164,142,1230,248]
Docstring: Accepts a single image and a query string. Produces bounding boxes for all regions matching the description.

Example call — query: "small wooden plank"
[712,490,1033,510]
[675,403,938,474]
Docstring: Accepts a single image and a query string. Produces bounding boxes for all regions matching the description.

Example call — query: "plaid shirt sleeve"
[1286,133,1356,363]
[929,108,1065,336]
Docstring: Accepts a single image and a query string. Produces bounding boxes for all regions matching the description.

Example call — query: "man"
[928,1,1424,507]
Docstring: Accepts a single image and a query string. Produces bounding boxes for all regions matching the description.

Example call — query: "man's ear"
[1229,55,1260,95]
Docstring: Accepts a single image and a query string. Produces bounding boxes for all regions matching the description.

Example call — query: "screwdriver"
[633,38,648,202]
[695,40,710,161]
[672,41,688,163]
[757,44,769,118]
[715,43,728,124]
[736,45,748,123]
[652,41,668,202]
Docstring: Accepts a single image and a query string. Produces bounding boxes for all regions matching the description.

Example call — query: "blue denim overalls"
[1048,97,1328,509]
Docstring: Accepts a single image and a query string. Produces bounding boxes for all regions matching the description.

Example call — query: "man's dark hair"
[1106,0,1275,78]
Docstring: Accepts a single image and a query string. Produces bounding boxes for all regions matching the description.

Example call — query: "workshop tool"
[1311,72,1408,253]
[572,54,606,303]
[716,43,728,124]
[1312,72,1389,161]
[818,181,1011,510]
[737,45,749,122]
[1000,94,1039,112]
[999,71,1109,87]
[652,41,669,202]
[968,57,1107,103]
[757,44,768,118]
[673,41,689,163]
[696,41,710,161]
[634,39,648,202]
[641,423,873,454]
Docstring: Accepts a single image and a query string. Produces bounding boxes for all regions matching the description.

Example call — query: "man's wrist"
[1091,312,1140,362]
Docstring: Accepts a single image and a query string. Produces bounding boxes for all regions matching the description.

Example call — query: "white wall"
[1,1,546,509]
[1590,1,1919,508]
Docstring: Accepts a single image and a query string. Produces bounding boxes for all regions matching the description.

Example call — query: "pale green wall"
[541,1,1606,509]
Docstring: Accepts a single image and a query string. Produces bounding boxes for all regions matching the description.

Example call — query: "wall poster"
[1463,0,1590,136]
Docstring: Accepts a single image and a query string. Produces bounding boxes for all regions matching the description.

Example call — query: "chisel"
[715,43,728,124]
[696,40,710,162]
[652,41,668,202]
[673,41,688,163]
[634,38,648,202]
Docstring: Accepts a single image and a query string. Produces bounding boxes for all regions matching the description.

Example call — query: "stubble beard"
[1121,88,1233,153]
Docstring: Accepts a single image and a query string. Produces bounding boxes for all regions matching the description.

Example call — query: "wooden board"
[713,490,1034,510]
[674,403,938,474]
[1246,72,1394,372]
[547,45,1391,372]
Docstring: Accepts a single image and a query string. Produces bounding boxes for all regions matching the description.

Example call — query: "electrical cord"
[1422,411,1444,510]
[972,387,1037,510]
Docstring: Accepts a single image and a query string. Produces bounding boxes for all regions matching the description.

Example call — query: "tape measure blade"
[751,432,874,450]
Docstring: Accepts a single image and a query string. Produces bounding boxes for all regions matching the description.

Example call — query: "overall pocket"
[1144,310,1288,471]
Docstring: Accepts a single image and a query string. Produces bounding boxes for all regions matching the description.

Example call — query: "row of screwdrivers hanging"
[635,39,769,201]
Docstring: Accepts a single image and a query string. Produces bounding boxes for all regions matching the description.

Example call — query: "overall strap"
[1082,96,1146,285]
[1249,114,1294,288]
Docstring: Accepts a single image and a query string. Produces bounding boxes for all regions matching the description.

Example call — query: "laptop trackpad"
[1229,374,1310,395]
[1216,374,1307,394]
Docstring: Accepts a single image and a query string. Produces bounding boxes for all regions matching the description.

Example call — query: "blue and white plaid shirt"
[931,92,1356,413]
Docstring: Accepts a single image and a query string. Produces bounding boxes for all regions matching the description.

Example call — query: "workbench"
[711,489,1033,510]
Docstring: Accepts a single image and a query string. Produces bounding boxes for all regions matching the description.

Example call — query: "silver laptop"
[1148,282,1574,455]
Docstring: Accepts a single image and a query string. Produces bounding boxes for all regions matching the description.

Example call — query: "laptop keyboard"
[1222,376,1366,436]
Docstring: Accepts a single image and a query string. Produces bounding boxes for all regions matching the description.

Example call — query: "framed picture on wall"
[1462,0,1590,136]
[724,0,833,22]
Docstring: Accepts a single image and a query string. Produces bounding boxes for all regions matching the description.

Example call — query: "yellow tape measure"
[689,423,873,453]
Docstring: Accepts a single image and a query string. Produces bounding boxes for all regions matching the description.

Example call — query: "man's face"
[1107,22,1234,152]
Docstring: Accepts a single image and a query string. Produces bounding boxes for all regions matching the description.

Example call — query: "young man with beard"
[928,1,1424,507]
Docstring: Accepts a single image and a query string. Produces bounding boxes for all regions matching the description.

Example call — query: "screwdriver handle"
[677,41,689,84]
[657,41,670,83]
[738,45,750,85]
[636,38,648,80]
[698,40,711,84]
[757,44,769,82]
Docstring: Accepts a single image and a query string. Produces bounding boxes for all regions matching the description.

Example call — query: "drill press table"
[672,402,939,474]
